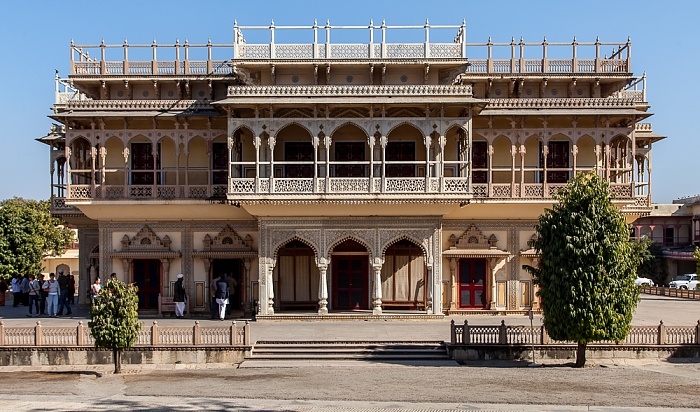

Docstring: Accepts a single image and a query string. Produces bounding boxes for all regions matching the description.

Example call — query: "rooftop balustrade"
[68,20,632,77]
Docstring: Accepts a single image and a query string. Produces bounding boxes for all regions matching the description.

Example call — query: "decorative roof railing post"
[206,38,213,73]
[368,19,374,58]
[572,36,578,73]
[270,20,276,59]
[313,19,318,58]
[174,39,180,75]
[325,19,330,58]
[626,37,631,73]
[70,40,75,75]
[424,19,430,58]
[542,36,547,73]
[460,19,466,58]
[152,38,157,75]
[518,37,524,74]
[642,71,647,102]
[100,39,106,75]
[233,20,238,59]
[487,37,493,72]
[510,37,516,73]
[123,39,129,75]
[184,39,190,74]
[595,36,601,73]
[380,19,386,58]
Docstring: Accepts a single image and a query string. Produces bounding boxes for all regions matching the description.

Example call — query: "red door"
[132,259,161,310]
[459,258,487,309]
[332,256,368,310]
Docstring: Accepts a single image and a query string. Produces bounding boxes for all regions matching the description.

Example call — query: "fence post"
[193,321,201,345]
[0,320,5,346]
[450,319,456,344]
[657,320,666,345]
[244,320,250,346]
[499,320,507,345]
[695,320,700,345]
[77,321,85,346]
[230,321,236,346]
[151,321,159,345]
[464,320,470,344]
[541,325,551,344]
[35,321,43,346]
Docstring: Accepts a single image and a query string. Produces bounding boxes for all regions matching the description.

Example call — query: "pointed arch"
[329,122,370,139]
[276,121,314,138]
[386,121,423,137]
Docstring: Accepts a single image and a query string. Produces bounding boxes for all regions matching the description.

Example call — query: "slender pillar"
[371,257,383,315]
[317,257,329,315]
[267,258,276,314]
[449,258,457,310]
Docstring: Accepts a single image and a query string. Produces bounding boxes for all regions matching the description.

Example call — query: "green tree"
[88,279,141,373]
[694,247,700,275]
[0,197,74,280]
[524,172,640,367]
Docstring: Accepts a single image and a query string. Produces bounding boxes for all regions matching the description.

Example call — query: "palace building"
[39,20,663,317]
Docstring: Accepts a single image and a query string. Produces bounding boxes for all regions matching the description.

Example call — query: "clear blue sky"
[0,0,696,203]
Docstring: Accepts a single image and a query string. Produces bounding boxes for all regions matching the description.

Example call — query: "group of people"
[5,271,75,317]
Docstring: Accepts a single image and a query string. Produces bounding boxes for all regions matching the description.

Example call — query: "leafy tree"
[632,237,666,286]
[694,247,700,275]
[0,197,74,280]
[524,172,640,367]
[88,279,141,374]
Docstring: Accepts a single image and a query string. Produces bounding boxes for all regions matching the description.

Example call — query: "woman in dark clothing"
[67,275,76,304]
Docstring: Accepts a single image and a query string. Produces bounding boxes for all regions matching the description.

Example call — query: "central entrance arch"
[331,239,369,310]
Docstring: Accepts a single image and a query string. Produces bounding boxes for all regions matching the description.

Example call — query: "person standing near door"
[173,273,187,319]
[43,273,60,317]
[214,273,229,321]
[57,270,72,316]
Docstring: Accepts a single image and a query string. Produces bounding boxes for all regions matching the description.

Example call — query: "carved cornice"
[59,100,215,111]
[483,97,640,109]
[225,84,474,98]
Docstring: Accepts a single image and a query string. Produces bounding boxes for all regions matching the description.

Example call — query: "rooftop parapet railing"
[68,20,632,76]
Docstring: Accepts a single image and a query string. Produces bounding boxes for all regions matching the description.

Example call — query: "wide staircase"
[241,340,458,367]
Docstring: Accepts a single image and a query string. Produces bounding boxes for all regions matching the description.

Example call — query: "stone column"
[426,264,434,314]
[266,258,276,315]
[121,259,131,283]
[449,258,457,310]
[317,257,329,315]
[160,258,171,296]
[371,257,383,315]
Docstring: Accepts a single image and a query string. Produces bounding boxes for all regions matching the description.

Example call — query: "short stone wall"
[0,346,250,367]
[449,344,700,362]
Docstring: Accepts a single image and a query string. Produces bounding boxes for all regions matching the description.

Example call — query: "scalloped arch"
[386,121,423,136]
[325,235,374,261]
[381,234,428,259]
[231,124,255,136]
[272,235,319,260]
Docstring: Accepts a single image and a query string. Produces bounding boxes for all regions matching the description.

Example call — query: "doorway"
[332,255,368,310]
[212,259,243,310]
[459,258,487,309]
[132,259,161,310]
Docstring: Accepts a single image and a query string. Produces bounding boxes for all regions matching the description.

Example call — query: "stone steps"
[241,340,457,367]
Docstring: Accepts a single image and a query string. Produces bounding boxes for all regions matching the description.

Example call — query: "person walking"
[173,273,187,318]
[67,275,76,305]
[11,274,21,306]
[26,275,41,317]
[90,277,101,302]
[37,274,47,315]
[214,273,229,321]
[57,270,72,316]
[225,273,238,315]
[20,274,30,306]
[42,273,60,317]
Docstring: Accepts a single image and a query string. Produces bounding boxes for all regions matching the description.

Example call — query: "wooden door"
[458,258,487,309]
[132,259,161,310]
[332,256,368,310]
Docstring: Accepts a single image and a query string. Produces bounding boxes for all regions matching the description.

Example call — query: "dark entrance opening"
[132,259,161,310]
[212,259,243,310]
